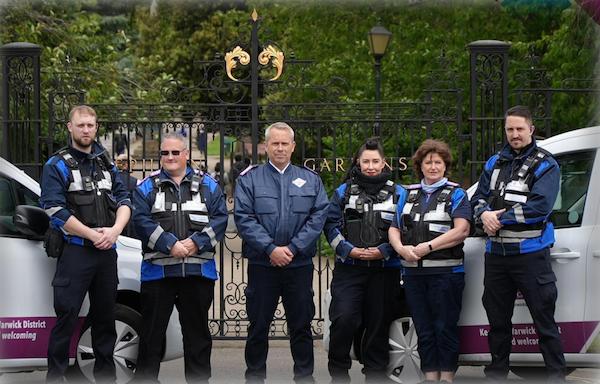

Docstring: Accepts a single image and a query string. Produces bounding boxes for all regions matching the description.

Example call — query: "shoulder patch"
[240,164,258,176]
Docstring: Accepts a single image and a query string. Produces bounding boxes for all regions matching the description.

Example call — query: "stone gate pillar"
[0,42,42,178]
[467,40,510,183]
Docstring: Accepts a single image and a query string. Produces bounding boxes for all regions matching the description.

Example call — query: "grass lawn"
[207,135,234,156]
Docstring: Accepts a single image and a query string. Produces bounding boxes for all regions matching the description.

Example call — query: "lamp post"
[367,25,392,137]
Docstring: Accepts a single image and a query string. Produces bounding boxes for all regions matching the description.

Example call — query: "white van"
[324,126,600,383]
[0,157,183,382]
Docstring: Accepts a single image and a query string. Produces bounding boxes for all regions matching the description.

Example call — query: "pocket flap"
[255,187,276,198]
[289,188,316,197]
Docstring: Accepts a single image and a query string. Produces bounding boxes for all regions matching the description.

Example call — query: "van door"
[583,151,600,358]
[0,174,57,367]
[545,150,596,356]
[0,174,87,370]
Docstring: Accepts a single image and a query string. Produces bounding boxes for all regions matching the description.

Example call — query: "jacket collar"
[68,141,106,162]
[499,138,537,162]
[267,160,291,174]
[159,166,195,182]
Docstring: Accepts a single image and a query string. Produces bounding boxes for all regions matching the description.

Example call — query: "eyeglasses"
[160,150,185,156]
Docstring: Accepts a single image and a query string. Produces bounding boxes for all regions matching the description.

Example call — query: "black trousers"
[404,272,465,373]
[46,244,118,382]
[135,276,215,383]
[244,264,315,382]
[328,263,399,382]
[483,248,566,380]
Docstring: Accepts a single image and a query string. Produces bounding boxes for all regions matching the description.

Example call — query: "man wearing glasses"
[132,133,228,382]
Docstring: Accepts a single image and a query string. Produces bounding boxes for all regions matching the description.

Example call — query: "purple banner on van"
[459,321,600,354]
[0,317,84,359]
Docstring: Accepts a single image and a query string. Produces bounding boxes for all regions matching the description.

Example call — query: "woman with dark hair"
[388,139,471,383]
[324,138,407,382]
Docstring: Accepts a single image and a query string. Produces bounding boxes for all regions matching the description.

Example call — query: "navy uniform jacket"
[392,181,472,275]
[234,162,329,268]
[324,181,407,267]
[471,140,560,256]
[40,143,132,247]
[133,167,227,282]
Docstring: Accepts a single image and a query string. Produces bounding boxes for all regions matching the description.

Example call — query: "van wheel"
[510,366,575,380]
[387,317,423,384]
[75,304,141,384]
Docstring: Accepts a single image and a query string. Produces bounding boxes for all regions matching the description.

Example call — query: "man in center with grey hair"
[235,122,329,383]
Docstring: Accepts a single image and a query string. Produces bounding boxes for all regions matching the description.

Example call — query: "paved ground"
[2,340,599,384]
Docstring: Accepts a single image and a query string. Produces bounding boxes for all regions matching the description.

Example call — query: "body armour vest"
[400,183,463,268]
[343,179,397,248]
[59,149,116,229]
[145,172,212,265]
[488,147,551,240]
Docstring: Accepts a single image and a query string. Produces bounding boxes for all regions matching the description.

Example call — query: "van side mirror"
[14,205,49,239]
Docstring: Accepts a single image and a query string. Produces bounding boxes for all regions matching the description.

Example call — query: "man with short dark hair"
[235,122,329,383]
[471,105,566,382]
[40,105,132,382]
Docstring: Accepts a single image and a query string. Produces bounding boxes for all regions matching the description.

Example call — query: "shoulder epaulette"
[446,181,460,187]
[437,186,455,203]
[406,188,421,203]
[99,150,114,170]
[57,148,78,169]
[193,168,204,176]
[403,183,422,190]
[536,147,553,158]
[302,165,319,175]
[240,164,258,176]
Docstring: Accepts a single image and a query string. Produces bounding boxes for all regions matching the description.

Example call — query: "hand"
[269,246,294,267]
[362,247,384,260]
[348,247,364,260]
[481,209,505,236]
[181,238,199,255]
[413,242,431,258]
[400,245,420,262]
[170,241,190,258]
[93,227,120,250]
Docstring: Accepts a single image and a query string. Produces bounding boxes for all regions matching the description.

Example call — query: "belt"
[343,259,386,268]
[401,259,463,268]
[144,251,214,265]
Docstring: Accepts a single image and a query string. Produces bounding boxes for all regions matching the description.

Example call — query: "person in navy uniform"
[234,122,329,383]
[40,105,132,383]
[471,105,566,382]
[324,138,407,382]
[389,139,471,384]
[132,133,227,382]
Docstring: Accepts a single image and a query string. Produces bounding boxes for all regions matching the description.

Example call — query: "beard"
[72,136,93,149]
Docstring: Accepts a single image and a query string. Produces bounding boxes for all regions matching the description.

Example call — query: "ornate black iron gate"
[1,10,597,339]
